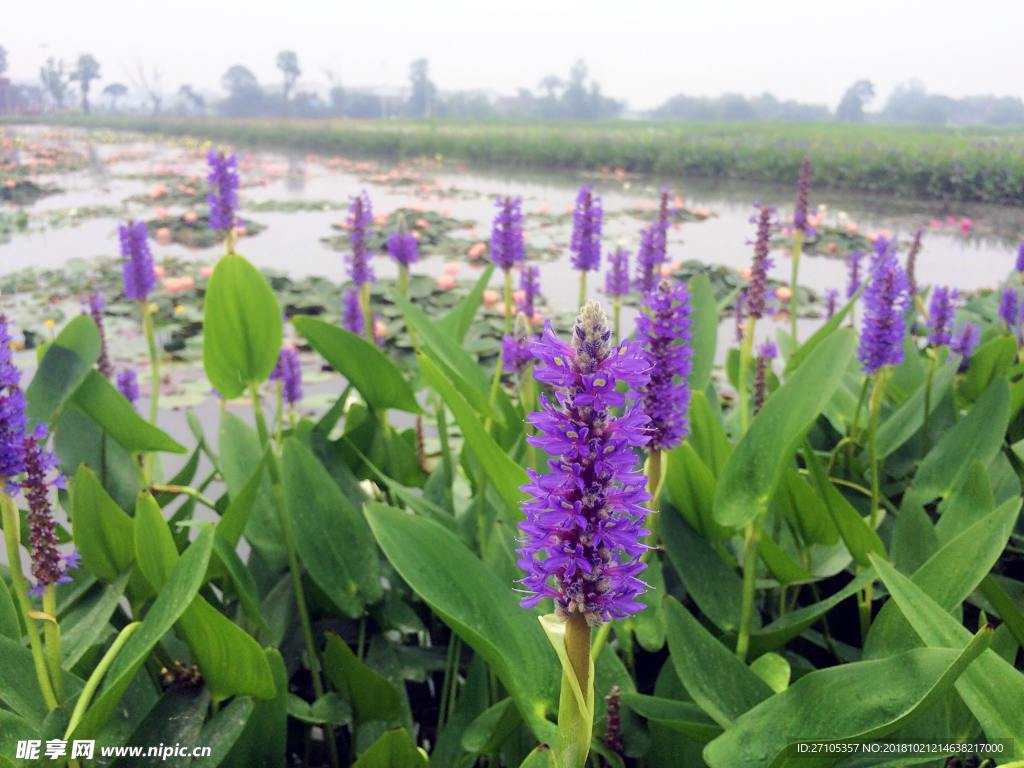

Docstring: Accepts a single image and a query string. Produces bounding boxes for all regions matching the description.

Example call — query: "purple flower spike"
[0,316,29,492]
[747,204,775,320]
[753,340,777,414]
[206,150,242,232]
[793,158,812,234]
[271,346,303,404]
[824,288,839,321]
[387,229,418,268]
[635,223,665,295]
[518,265,540,317]
[119,220,156,301]
[998,286,1019,330]
[858,238,911,375]
[24,424,70,598]
[906,227,924,295]
[952,323,980,372]
[570,185,603,272]
[342,287,364,336]
[1016,242,1024,273]
[490,196,525,271]
[117,369,139,406]
[636,280,693,452]
[516,301,653,625]
[927,287,957,346]
[89,291,114,379]
[734,289,746,343]
[846,250,864,300]
[347,191,375,286]
[502,313,535,375]
[605,247,630,298]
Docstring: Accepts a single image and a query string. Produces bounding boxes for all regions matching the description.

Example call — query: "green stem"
[790,230,802,353]
[860,370,887,645]
[398,264,409,299]
[1,495,58,710]
[561,612,593,768]
[519,365,538,470]
[248,383,340,768]
[360,282,373,342]
[43,587,63,701]
[274,382,284,446]
[503,268,514,335]
[436,633,456,734]
[642,449,663,549]
[846,376,871,474]
[64,622,141,740]
[735,511,765,662]
[434,397,455,513]
[446,636,462,723]
[142,299,159,484]
[224,226,236,256]
[357,615,366,659]
[738,318,756,434]
[149,484,218,511]
[578,270,587,310]
[612,297,621,346]
[921,352,938,460]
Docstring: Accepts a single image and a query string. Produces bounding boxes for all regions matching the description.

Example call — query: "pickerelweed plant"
[570,184,603,307]
[788,158,813,350]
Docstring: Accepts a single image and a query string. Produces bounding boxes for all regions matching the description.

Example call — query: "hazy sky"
[5,0,1024,110]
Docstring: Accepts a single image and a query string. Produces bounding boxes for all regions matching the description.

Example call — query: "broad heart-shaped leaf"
[664,596,773,728]
[914,376,1009,501]
[292,316,421,414]
[221,648,288,768]
[714,328,856,527]
[863,497,1022,660]
[323,632,402,727]
[869,554,1024,755]
[203,253,283,399]
[365,503,559,739]
[686,274,718,394]
[352,728,429,768]
[703,629,993,768]
[282,438,382,616]
[664,442,734,543]
[69,370,187,454]
[419,353,528,523]
[69,525,214,742]
[133,492,276,703]
[56,406,140,514]
[875,356,958,459]
[620,692,722,743]
[461,698,522,754]
[24,314,100,423]
[438,262,495,343]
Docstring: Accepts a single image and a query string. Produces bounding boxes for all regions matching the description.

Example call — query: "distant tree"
[408,58,436,118]
[220,65,265,117]
[70,54,101,113]
[836,80,874,122]
[127,61,165,116]
[39,58,69,109]
[0,45,8,78]
[538,75,563,99]
[276,51,300,115]
[178,84,206,114]
[102,82,128,112]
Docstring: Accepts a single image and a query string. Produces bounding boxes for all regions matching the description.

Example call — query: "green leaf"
[868,554,1024,756]
[748,653,790,693]
[193,696,255,768]
[686,275,718,394]
[418,354,528,522]
[365,503,559,740]
[215,451,267,548]
[631,554,666,652]
[890,489,939,575]
[960,335,1018,405]
[69,525,214,742]
[934,460,995,544]
[714,328,856,527]
[664,442,734,543]
[203,253,283,398]
[772,469,839,547]
[292,316,421,413]
[758,536,814,586]
[783,275,870,376]
[914,376,1009,500]
[432,654,490,768]
[661,504,751,633]
[0,579,16,643]
[438,263,494,343]
[70,370,187,454]
[461,698,523,755]
[664,596,773,728]
[517,745,558,768]
[60,570,131,670]
[222,648,288,768]
[212,533,272,637]
[875,356,958,458]
[56,407,139,513]
[703,628,994,768]
[620,692,722,743]
[803,442,886,567]
[352,728,429,768]
[688,391,733,478]
[282,438,382,616]
[0,635,81,727]
[24,314,100,423]
[109,688,209,768]
[287,692,352,726]
[324,632,402,727]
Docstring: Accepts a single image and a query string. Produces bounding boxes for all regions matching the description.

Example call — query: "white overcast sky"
[4,0,1023,110]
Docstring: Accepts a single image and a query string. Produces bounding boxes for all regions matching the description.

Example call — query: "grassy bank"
[8,113,1024,204]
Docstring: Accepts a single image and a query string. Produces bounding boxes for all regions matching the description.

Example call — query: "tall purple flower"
[342,287,364,336]
[952,323,980,372]
[858,238,911,374]
[271,346,303,405]
[753,340,777,415]
[519,265,540,317]
[387,228,418,267]
[747,203,775,320]
[347,191,375,286]
[502,313,534,376]
[605,247,630,298]
[490,196,525,271]
[0,316,28,491]
[570,185,603,272]
[119,220,156,301]
[905,227,924,295]
[635,280,693,451]
[24,425,72,599]
[206,150,242,232]
[927,286,957,345]
[824,288,839,321]
[793,158,812,233]
[734,289,746,343]
[1016,242,1024,273]
[88,291,113,379]
[998,287,1019,330]
[635,223,665,294]
[516,302,653,624]
[846,250,864,299]
[117,369,139,406]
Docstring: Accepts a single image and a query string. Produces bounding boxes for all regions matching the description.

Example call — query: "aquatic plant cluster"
[2,145,1023,768]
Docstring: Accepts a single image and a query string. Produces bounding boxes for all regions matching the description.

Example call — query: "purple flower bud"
[347,191,375,286]
[747,204,775,320]
[793,158,812,233]
[635,223,665,295]
[905,227,924,295]
[490,196,524,271]
[119,220,156,301]
[824,288,839,321]
[604,686,623,756]
[927,286,957,346]
[117,369,139,406]
[846,250,864,300]
[753,341,777,414]
[636,280,693,452]
[570,185,602,272]
[605,247,630,298]
[1016,242,1024,273]
[952,323,980,372]
[517,302,653,625]
[858,238,911,374]
[999,286,1019,330]
[502,313,534,375]
[270,346,303,405]
[0,316,28,492]
[89,291,114,379]
[206,150,242,232]
[387,219,418,268]
[342,287,364,336]
[519,265,540,318]
[24,424,70,598]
